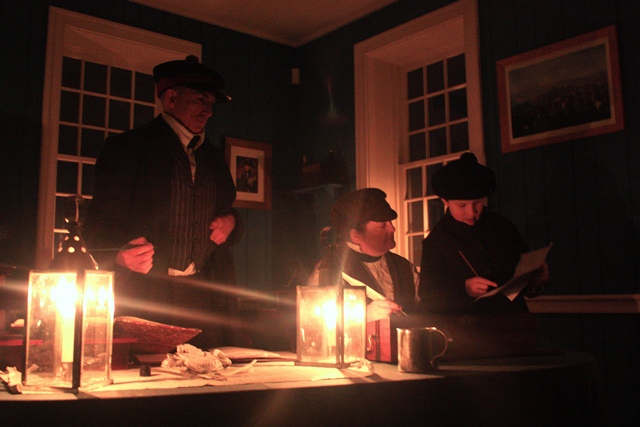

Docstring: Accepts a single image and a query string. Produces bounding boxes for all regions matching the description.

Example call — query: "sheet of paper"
[476,242,552,302]
[213,346,293,360]
[341,271,385,300]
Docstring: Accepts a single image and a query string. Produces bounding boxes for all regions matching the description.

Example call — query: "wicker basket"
[114,316,201,354]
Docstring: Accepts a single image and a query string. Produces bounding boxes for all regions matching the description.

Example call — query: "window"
[355,0,483,266]
[36,7,201,268]
[403,53,471,264]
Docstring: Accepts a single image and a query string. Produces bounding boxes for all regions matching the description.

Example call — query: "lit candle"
[322,300,337,351]
[54,276,77,363]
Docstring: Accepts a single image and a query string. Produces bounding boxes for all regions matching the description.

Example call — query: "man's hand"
[367,299,403,322]
[464,276,498,298]
[209,214,236,245]
[116,237,154,274]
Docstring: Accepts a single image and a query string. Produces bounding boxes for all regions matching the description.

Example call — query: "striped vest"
[168,144,217,271]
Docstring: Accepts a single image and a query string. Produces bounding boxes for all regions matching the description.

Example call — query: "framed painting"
[497,25,624,153]
[225,137,272,210]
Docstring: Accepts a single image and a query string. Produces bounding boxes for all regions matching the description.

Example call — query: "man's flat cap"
[330,188,397,236]
[153,55,231,103]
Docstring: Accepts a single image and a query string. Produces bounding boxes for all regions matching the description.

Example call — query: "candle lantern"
[296,284,366,368]
[22,195,114,392]
[22,269,114,392]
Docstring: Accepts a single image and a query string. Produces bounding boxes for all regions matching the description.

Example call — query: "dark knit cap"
[432,153,496,200]
[153,55,231,103]
[330,188,397,236]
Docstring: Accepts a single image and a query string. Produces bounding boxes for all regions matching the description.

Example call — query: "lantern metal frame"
[22,269,115,393]
[295,284,366,368]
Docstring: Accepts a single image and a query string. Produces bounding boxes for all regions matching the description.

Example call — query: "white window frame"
[36,7,201,268]
[354,0,484,260]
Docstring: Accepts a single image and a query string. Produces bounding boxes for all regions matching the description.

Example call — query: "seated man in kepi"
[307,188,420,322]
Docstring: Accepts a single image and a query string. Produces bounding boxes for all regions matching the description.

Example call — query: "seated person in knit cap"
[419,153,548,315]
[307,188,420,322]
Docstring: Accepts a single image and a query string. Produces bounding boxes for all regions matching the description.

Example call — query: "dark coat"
[419,210,529,315]
[84,114,242,286]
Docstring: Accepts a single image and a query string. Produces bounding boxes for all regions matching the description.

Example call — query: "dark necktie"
[187,136,199,149]
[187,136,199,181]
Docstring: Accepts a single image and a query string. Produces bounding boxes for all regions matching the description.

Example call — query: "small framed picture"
[225,137,272,210]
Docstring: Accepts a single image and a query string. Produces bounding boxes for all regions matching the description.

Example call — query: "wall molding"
[526,294,640,314]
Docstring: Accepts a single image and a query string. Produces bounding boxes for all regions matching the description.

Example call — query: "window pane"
[408,201,424,233]
[426,163,443,196]
[429,127,447,158]
[62,57,81,89]
[135,72,156,103]
[410,235,423,266]
[447,54,466,87]
[82,163,95,195]
[110,67,132,98]
[56,161,78,193]
[59,91,80,123]
[426,61,444,94]
[408,100,425,131]
[406,167,423,199]
[409,133,426,162]
[427,198,445,230]
[450,122,469,153]
[82,95,106,127]
[109,99,131,130]
[58,125,78,156]
[427,94,445,126]
[449,88,467,121]
[84,61,107,94]
[407,68,423,100]
[81,128,106,158]
[134,104,155,128]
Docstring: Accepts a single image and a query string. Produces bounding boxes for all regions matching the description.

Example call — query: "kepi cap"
[330,188,397,236]
[153,55,231,103]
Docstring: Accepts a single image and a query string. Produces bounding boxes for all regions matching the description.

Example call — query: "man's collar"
[161,112,204,149]
[347,241,382,263]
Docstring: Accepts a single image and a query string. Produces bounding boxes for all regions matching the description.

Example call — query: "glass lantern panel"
[296,285,365,367]
[297,286,338,364]
[80,270,114,389]
[24,271,79,389]
[342,287,366,364]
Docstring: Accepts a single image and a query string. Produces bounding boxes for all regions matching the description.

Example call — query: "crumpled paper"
[0,366,23,394]
[161,344,232,375]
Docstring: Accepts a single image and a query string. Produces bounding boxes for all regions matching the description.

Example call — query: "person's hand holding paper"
[475,242,552,302]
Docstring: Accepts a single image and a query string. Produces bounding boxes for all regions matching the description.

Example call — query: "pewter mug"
[397,327,448,372]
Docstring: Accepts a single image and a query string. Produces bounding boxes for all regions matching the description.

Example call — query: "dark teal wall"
[479,0,640,296]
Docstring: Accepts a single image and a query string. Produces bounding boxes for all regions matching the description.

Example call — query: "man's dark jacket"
[419,210,530,315]
[84,115,241,284]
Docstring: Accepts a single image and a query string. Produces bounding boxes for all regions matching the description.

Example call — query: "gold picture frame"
[497,25,624,153]
[225,137,272,210]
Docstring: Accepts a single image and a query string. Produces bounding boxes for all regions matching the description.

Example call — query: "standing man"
[84,55,243,348]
